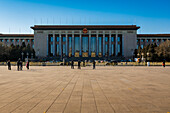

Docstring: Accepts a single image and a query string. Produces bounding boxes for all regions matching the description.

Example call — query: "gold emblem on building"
[83,28,88,34]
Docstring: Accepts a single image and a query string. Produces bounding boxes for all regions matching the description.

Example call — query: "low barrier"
[0,62,170,66]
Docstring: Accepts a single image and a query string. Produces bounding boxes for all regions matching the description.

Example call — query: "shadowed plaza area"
[0,66,170,113]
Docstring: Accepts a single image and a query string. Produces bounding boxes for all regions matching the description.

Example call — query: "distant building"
[137,34,170,49]
[0,25,170,60]
[0,34,34,48]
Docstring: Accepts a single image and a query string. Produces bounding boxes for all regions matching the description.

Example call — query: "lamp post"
[31,53,33,59]
[147,52,149,61]
[21,52,24,61]
[141,53,144,62]
[147,52,150,66]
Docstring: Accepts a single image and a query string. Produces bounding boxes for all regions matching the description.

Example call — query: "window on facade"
[141,45,144,49]
[22,40,25,42]
[62,37,66,56]
[111,37,115,56]
[56,36,60,56]
[82,37,88,53]
[27,40,30,42]
[75,37,80,52]
[147,39,149,42]
[105,37,109,55]
[50,37,53,42]
[141,39,143,42]
[68,37,72,57]
[91,37,96,53]
[98,37,102,55]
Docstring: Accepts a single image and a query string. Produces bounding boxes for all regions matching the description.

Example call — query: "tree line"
[134,40,170,62]
[0,42,35,61]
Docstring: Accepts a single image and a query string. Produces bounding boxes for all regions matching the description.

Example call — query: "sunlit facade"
[31,25,140,60]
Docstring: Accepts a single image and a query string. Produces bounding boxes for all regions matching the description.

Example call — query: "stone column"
[14,39,16,46]
[53,33,55,56]
[66,33,68,56]
[19,39,22,46]
[122,34,124,56]
[96,33,99,57]
[59,33,62,57]
[80,32,82,57]
[72,33,74,56]
[47,35,49,56]
[103,33,105,56]
[115,34,118,56]
[109,32,112,56]
[89,33,91,56]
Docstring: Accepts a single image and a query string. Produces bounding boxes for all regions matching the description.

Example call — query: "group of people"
[71,60,96,69]
[7,58,30,71]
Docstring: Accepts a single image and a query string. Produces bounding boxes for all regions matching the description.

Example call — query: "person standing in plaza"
[93,60,96,69]
[26,60,30,70]
[71,60,74,69]
[78,61,81,69]
[7,60,11,70]
[162,59,165,67]
[20,61,23,70]
[17,58,20,71]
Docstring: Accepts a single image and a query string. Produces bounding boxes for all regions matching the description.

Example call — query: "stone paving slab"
[0,66,170,113]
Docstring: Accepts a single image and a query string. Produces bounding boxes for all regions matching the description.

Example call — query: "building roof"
[137,34,170,37]
[0,34,34,37]
[31,25,140,30]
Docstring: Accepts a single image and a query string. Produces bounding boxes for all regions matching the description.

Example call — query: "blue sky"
[0,0,170,34]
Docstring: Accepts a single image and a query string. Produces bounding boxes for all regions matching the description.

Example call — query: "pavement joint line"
[96,80,116,113]
[9,74,64,113]
[62,72,81,113]
[89,73,99,113]
[28,73,72,113]
[45,72,78,113]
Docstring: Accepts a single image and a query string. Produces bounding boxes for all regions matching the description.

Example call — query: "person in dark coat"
[162,59,165,67]
[26,60,30,70]
[93,60,96,69]
[20,61,23,71]
[71,60,74,69]
[7,60,11,70]
[17,58,20,71]
[78,61,81,69]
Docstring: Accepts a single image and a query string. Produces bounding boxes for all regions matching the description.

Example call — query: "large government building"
[0,25,170,60]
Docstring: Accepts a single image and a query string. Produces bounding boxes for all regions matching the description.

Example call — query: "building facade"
[137,34,170,49]
[31,25,140,59]
[0,34,34,48]
[0,25,170,61]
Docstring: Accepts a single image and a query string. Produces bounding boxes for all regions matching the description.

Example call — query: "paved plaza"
[0,66,170,113]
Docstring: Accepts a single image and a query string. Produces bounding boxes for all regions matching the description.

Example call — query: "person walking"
[93,60,96,69]
[26,60,30,70]
[71,60,74,69]
[78,61,81,69]
[17,58,20,71]
[7,60,11,70]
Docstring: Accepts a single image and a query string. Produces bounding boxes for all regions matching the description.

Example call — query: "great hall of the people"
[0,25,170,60]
